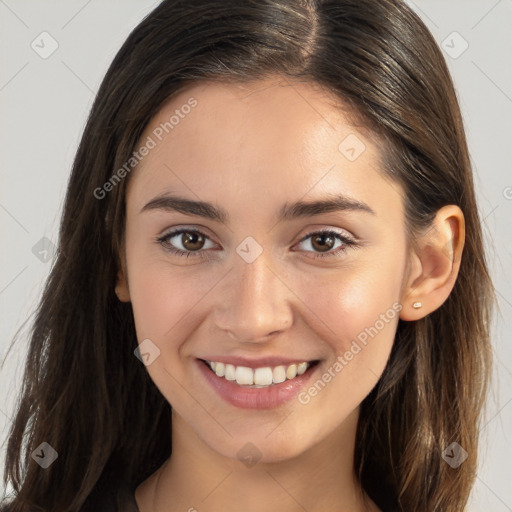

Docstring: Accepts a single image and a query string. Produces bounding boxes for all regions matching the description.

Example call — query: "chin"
[200,425,315,466]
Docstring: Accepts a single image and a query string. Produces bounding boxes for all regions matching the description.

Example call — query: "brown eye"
[310,233,336,252]
[181,231,206,251]
[296,230,356,259]
[158,228,216,257]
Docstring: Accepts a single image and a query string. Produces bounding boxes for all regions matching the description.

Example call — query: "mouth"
[200,359,320,388]
[196,355,322,409]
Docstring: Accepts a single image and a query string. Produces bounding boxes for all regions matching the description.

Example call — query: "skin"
[116,76,464,512]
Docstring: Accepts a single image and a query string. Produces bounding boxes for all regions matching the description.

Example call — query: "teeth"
[225,364,236,381]
[206,360,313,387]
[254,367,273,386]
[235,366,253,385]
[272,365,286,384]
[286,364,297,379]
[297,362,308,375]
[215,362,225,377]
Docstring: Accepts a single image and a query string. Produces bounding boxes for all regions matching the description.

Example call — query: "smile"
[196,357,320,409]
[206,360,311,388]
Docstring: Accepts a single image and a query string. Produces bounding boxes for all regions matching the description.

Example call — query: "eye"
[295,230,356,259]
[157,228,217,258]
[157,228,356,260]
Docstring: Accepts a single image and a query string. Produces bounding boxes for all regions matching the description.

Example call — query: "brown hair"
[1,1,494,510]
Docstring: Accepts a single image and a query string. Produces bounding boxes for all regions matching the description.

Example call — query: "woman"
[1,0,494,511]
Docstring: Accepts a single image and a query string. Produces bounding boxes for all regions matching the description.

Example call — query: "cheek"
[294,260,403,348]
[129,268,195,339]
[125,256,215,404]
[125,233,214,337]
[290,263,402,405]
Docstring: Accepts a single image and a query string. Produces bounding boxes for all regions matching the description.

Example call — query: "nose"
[213,251,293,344]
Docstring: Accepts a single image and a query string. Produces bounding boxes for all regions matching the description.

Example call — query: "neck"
[136,408,379,512]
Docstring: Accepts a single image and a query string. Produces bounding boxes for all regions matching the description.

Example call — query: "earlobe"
[400,205,465,321]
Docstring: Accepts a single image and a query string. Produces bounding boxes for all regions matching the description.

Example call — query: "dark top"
[80,482,140,512]
[1,482,398,511]
[81,485,398,512]
[81,486,399,512]
[81,483,398,512]
[83,489,397,512]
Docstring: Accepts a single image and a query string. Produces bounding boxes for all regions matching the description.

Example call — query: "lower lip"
[197,359,318,409]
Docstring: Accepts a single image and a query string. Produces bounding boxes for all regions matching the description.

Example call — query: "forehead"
[126,77,402,222]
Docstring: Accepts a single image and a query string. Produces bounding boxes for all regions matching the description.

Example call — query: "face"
[118,77,409,464]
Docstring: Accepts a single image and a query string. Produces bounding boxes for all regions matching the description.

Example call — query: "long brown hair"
[1,1,494,510]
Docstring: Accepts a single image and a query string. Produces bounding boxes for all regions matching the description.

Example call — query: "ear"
[400,205,464,321]
[115,246,131,303]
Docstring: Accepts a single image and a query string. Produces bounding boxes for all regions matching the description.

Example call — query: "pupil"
[183,232,203,250]
[313,234,334,252]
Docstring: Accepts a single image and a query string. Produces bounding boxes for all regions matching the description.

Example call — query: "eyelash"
[157,228,357,260]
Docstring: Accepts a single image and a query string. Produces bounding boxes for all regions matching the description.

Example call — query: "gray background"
[1,0,511,509]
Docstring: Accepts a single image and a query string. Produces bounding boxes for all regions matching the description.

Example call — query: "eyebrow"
[140,193,375,223]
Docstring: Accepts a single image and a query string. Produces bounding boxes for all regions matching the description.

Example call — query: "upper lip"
[198,356,318,368]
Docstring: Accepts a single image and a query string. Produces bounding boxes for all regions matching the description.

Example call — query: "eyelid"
[157,225,357,259]
[158,224,356,243]
[157,223,216,239]
[297,227,355,244]
[158,227,218,250]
